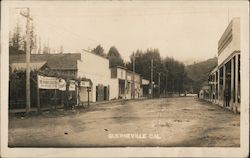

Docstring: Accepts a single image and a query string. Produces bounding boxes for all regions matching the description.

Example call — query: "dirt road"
[9,97,240,147]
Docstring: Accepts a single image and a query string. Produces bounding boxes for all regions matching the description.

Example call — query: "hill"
[185,57,217,93]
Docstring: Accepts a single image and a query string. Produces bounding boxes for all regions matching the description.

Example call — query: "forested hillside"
[185,57,217,93]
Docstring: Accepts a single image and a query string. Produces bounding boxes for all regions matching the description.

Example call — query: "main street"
[9,97,240,147]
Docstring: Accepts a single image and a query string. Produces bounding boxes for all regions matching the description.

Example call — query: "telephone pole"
[158,72,161,98]
[151,59,154,98]
[165,73,168,97]
[20,8,32,114]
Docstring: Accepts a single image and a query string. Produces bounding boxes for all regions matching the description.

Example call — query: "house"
[9,61,51,109]
[9,53,88,108]
[9,53,81,78]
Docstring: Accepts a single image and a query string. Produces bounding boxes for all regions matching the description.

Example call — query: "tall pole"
[165,73,168,98]
[132,55,135,99]
[20,8,32,114]
[151,59,154,98]
[37,74,40,112]
[158,72,161,98]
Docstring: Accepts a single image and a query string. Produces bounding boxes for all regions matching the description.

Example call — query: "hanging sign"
[69,80,76,91]
[38,75,57,89]
[57,79,66,91]
[80,81,91,87]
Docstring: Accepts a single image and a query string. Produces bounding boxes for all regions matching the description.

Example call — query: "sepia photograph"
[1,0,249,157]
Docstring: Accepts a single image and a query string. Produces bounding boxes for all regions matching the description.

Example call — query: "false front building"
[77,49,118,102]
[208,17,240,113]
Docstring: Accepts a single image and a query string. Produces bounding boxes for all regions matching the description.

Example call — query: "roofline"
[110,65,127,70]
[126,70,141,76]
[10,61,47,64]
[51,68,78,71]
[82,49,109,60]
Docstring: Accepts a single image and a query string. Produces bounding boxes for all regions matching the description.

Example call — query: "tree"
[9,21,37,54]
[11,22,22,51]
[126,48,187,96]
[126,48,162,82]
[92,44,106,57]
[107,46,124,67]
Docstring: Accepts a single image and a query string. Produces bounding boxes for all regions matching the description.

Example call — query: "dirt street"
[9,97,240,147]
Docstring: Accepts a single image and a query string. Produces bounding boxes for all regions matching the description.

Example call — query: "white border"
[1,1,249,157]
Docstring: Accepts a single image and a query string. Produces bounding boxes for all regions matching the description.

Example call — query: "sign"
[87,87,91,92]
[38,75,79,91]
[142,79,150,85]
[80,81,91,87]
[38,75,57,89]
[69,80,76,91]
[57,79,66,91]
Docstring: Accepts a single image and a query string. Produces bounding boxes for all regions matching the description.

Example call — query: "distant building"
[208,66,218,104]
[199,85,210,100]
[141,78,150,97]
[207,18,240,113]
[110,66,127,99]
[126,70,141,99]
[110,66,150,99]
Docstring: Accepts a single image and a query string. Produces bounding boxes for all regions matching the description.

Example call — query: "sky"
[9,1,248,64]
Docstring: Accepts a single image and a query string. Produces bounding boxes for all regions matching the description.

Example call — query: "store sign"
[57,79,66,91]
[38,75,58,89]
[80,81,90,87]
[69,80,76,91]
[38,75,80,91]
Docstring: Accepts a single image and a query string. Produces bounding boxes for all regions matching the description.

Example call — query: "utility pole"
[20,8,32,114]
[151,59,154,98]
[158,72,161,98]
[132,54,135,99]
[165,73,168,97]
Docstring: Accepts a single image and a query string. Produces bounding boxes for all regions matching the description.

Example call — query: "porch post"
[217,69,220,104]
[223,64,226,107]
[230,57,234,109]
[37,74,40,112]
[235,54,239,112]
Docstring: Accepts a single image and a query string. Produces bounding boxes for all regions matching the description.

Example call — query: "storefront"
[207,18,241,113]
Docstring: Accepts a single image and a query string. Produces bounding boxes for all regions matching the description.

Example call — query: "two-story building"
[110,66,127,99]
[208,17,240,113]
[110,66,150,100]
[77,49,118,102]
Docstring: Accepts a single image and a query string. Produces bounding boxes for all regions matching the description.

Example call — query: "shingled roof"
[10,61,48,72]
[9,53,81,70]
